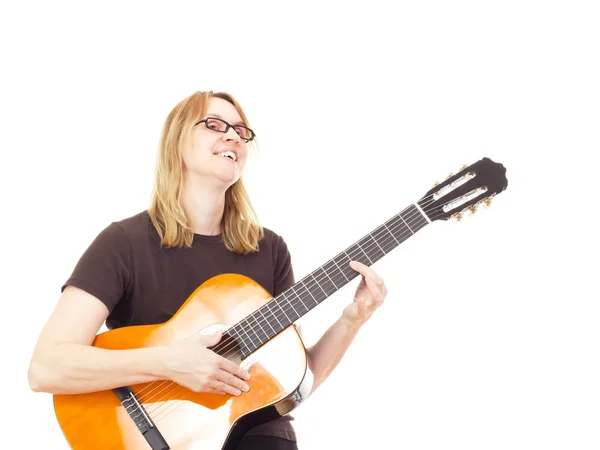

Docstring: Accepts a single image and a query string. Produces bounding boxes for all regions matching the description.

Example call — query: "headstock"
[417,157,508,222]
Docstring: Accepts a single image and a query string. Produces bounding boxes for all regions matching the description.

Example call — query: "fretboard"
[228,203,430,357]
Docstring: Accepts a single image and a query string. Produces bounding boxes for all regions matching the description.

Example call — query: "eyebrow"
[205,113,245,126]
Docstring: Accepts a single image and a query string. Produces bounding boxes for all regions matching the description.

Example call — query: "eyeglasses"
[195,117,256,142]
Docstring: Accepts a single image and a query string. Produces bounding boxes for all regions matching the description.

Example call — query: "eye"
[205,119,225,131]
[234,126,251,140]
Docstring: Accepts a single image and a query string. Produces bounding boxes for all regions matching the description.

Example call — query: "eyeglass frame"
[194,117,256,143]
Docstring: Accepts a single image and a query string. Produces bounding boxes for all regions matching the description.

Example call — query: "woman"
[28,91,388,450]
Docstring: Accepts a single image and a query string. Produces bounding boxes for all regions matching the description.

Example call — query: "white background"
[2,1,599,449]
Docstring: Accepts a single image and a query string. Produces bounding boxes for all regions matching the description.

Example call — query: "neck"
[182,174,228,236]
[221,202,432,359]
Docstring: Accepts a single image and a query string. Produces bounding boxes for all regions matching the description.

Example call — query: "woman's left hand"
[342,261,388,327]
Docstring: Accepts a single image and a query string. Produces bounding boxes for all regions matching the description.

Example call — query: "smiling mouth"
[214,151,237,162]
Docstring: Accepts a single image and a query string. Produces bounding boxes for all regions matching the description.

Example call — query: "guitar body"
[53,274,312,450]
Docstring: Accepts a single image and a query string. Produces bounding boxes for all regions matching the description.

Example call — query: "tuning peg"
[451,212,463,221]
[445,173,453,180]
[431,181,439,188]
[482,194,495,208]
[459,164,468,171]
[466,204,478,215]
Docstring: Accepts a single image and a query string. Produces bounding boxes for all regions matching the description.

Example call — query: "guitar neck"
[228,202,431,357]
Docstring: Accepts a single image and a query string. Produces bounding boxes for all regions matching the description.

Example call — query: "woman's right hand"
[161,330,251,396]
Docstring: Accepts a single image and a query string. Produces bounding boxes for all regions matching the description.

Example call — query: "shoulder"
[112,210,150,233]
[103,210,151,242]
[260,226,293,269]
[88,210,148,251]
[261,227,295,290]
[260,226,289,251]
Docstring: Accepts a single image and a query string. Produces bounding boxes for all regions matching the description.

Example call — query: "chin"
[216,174,241,188]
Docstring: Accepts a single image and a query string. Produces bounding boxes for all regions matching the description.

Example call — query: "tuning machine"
[445,172,453,180]
[459,164,468,171]
[451,212,463,222]
[431,181,439,188]
[478,194,495,208]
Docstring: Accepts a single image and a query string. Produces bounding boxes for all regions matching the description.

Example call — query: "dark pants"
[235,435,299,450]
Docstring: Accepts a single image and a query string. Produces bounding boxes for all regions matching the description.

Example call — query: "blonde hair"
[148,91,263,254]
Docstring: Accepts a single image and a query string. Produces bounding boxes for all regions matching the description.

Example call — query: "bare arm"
[304,261,388,395]
[304,317,361,395]
[27,286,172,394]
[28,286,250,396]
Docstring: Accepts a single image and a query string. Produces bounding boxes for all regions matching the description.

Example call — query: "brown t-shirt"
[61,210,297,441]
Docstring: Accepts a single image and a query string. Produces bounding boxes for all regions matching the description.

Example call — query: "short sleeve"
[61,222,131,314]
[274,235,295,296]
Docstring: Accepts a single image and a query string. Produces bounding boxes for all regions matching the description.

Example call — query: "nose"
[223,126,241,142]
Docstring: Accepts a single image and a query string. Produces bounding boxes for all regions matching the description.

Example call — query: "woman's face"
[183,97,250,188]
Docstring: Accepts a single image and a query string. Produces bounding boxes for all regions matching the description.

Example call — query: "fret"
[255,305,277,336]
[309,271,329,298]
[330,256,350,282]
[230,203,431,357]
[262,303,285,333]
[404,206,428,231]
[355,240,374,264]
[316,264,339,291]
[379,216,405,252]
[358,234,386,263]
[268,297,295,329]
[344,247,367,266]
[289,285,312,313]
[234,319,254,346]
[280,291,301,320]
[258,302,286,341]
[230,321,256,356]
[334,252,359,281]
[227,327,250,356]
[247,314,269,344]
[369,231,387,256]
[274,296,293,324]
[241,318,262,347]
[298,279,325,306]
[383,222,400,245]
[398,211,415,234]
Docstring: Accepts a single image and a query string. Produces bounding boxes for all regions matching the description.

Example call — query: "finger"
[205,387,228,396]
[358,296,368,318]
[366,274,386,294]
[350,261,384,286]
[366,276,385,304]
[198,329,223,347]
[349,260,369,275]
[216,368,250,393]
[211,378,242,396]
[217,356,251,381]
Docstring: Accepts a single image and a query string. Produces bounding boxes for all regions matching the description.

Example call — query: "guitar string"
[143,210,430,424]
[107,192,485,442]
[143,191,480,426]
[138,197,434,408]
[149,203,461,425]
[120,200,434,426]
[120,190,484,428]
[141,197,454,422]
[131,194,443,415]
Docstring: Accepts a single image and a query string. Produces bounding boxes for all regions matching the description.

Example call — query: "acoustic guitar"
[53,156,508,449]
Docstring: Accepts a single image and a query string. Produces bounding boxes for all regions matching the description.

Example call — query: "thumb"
[199,328,223,347]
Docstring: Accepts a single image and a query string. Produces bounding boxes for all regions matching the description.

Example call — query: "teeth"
[216,151,236,161]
